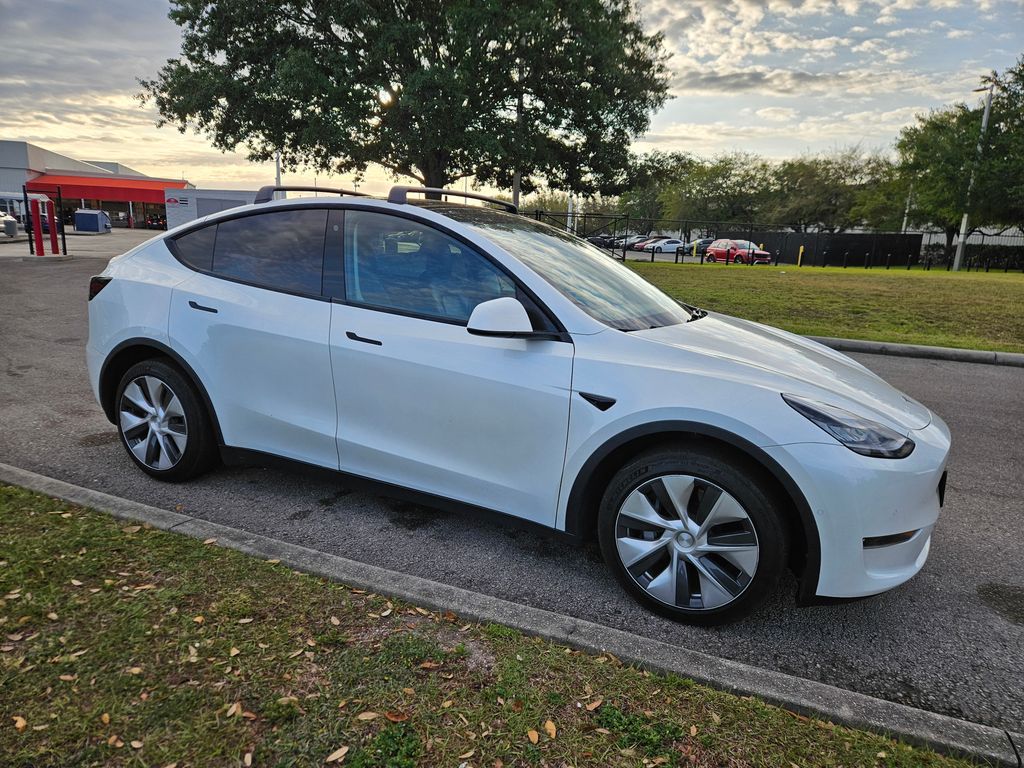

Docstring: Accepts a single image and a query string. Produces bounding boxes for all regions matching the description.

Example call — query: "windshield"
[446,209,691,331]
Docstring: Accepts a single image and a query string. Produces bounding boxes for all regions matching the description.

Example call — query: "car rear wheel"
[115,359,218,482]
[598,446,787,625]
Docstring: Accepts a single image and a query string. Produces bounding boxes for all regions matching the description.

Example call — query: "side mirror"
[467,297,555,339]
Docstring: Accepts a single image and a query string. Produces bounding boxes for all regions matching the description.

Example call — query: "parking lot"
[0,250,1021,733]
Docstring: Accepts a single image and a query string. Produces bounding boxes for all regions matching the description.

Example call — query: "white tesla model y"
[87,186,951,624]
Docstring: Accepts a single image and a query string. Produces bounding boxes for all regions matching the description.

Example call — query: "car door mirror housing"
[467,297,544,339]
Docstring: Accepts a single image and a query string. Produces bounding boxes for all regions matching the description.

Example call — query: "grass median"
[0,484,976,767]
[631,262,1024,354]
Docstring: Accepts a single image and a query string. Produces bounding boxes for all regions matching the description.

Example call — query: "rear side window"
[213,209,328,295]
[172,225,216,271]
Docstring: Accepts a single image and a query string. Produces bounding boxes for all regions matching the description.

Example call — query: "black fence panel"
[719,231,923,266]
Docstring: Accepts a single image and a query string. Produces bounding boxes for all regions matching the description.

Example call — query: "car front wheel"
[598,446,787,625]
[115,359,218,482]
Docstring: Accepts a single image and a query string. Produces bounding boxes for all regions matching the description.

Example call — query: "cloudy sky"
[1,0,1021,195]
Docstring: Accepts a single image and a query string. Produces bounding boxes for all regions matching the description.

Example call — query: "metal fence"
[524,210,1024,272]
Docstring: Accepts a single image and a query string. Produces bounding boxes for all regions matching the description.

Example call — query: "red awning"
[26,174,189,205]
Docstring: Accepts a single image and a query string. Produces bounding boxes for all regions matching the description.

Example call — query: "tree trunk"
[944,227,956,263]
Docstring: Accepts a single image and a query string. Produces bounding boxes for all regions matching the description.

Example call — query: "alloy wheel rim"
[118,375,188,470]
[614,474,759,611]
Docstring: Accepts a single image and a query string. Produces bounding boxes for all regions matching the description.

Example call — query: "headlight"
[782,394,915,458]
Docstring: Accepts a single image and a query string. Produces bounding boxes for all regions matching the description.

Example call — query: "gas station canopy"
[26,174,189,204]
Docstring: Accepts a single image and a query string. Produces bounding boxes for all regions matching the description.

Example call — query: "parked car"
[706,239,772,264]
[146,214,168,230]
[632,236,668,251]
[586,235,615,249]
[678,237,715,258]
[644,238,686,254]
[88,185,950,625]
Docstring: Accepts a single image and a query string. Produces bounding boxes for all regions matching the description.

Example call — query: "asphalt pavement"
[1,254,1021,733]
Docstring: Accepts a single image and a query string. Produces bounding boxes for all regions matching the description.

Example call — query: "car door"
[329,209,574,526]
[167,207,339,469]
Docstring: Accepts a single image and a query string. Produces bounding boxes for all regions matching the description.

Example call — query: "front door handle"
[188,300,218,314]
[346,331,382,346]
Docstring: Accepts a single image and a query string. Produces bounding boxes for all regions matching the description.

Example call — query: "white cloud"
[756,106,799,121]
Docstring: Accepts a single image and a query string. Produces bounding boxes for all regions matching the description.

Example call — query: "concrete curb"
[1,461,1020,767]
[809,336,1024,368]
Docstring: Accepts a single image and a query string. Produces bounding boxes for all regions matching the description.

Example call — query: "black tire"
[598,445,787,626]
[115,359,218,482]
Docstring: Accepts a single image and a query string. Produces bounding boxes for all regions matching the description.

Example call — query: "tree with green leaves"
[141,0,669,195]
[658,153,771,227]
[895,56,1024,259]
[762,149,885,233]
[896,106,982,259]
[978,56,1024,233]
[617,151,694,234]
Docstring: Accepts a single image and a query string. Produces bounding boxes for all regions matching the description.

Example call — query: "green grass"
[0,484,977,767]
[631,262,1024,353]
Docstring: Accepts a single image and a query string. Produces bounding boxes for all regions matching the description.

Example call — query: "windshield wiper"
[678,301,708,322]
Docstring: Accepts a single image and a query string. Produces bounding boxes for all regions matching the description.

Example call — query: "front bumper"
[765,413,951,599]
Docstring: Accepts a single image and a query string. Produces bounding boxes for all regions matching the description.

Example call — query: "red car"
[705,239,772,264]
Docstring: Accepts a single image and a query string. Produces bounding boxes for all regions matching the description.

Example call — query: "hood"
[632,313,931,432]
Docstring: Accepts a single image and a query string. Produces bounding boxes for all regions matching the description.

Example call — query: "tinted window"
[344,211,515,323]
[444,210,690,331]
[212,209,328,295]
[172,224,216,271]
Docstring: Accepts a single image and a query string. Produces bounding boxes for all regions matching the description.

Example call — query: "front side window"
[445,210,690,331]
[344,211,516,323]
[211,209,328,295]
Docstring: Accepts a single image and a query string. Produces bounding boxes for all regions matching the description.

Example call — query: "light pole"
[952,82,995,272]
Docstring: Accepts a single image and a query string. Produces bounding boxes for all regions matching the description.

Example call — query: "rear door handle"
[346,331,382,346]
[188,300,218,314]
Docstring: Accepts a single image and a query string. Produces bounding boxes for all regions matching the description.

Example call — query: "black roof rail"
[253,185,369,205]
[386,186,517,214]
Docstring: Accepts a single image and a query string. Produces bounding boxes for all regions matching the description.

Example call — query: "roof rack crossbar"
[254,185,369,204]
[386,186,517,214]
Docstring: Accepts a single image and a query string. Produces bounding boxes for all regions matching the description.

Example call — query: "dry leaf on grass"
[70,579,83,586]
[544,720,557,739]
[130,740,143,749]
[330,616,341,626]
[203,538,217,545]
[229,647,240,657]
[122,525,142,534]
[13,716,27,732]
[101,713,110,725]
[459,749,475,759]
[325,745,350,763]
[586,698,603,711]
[356,711,378,721]
[237,618,254,624]
[711,712,722,725]
[527,729,539,744]
[689,724,698,736]
[385,711,409,722]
